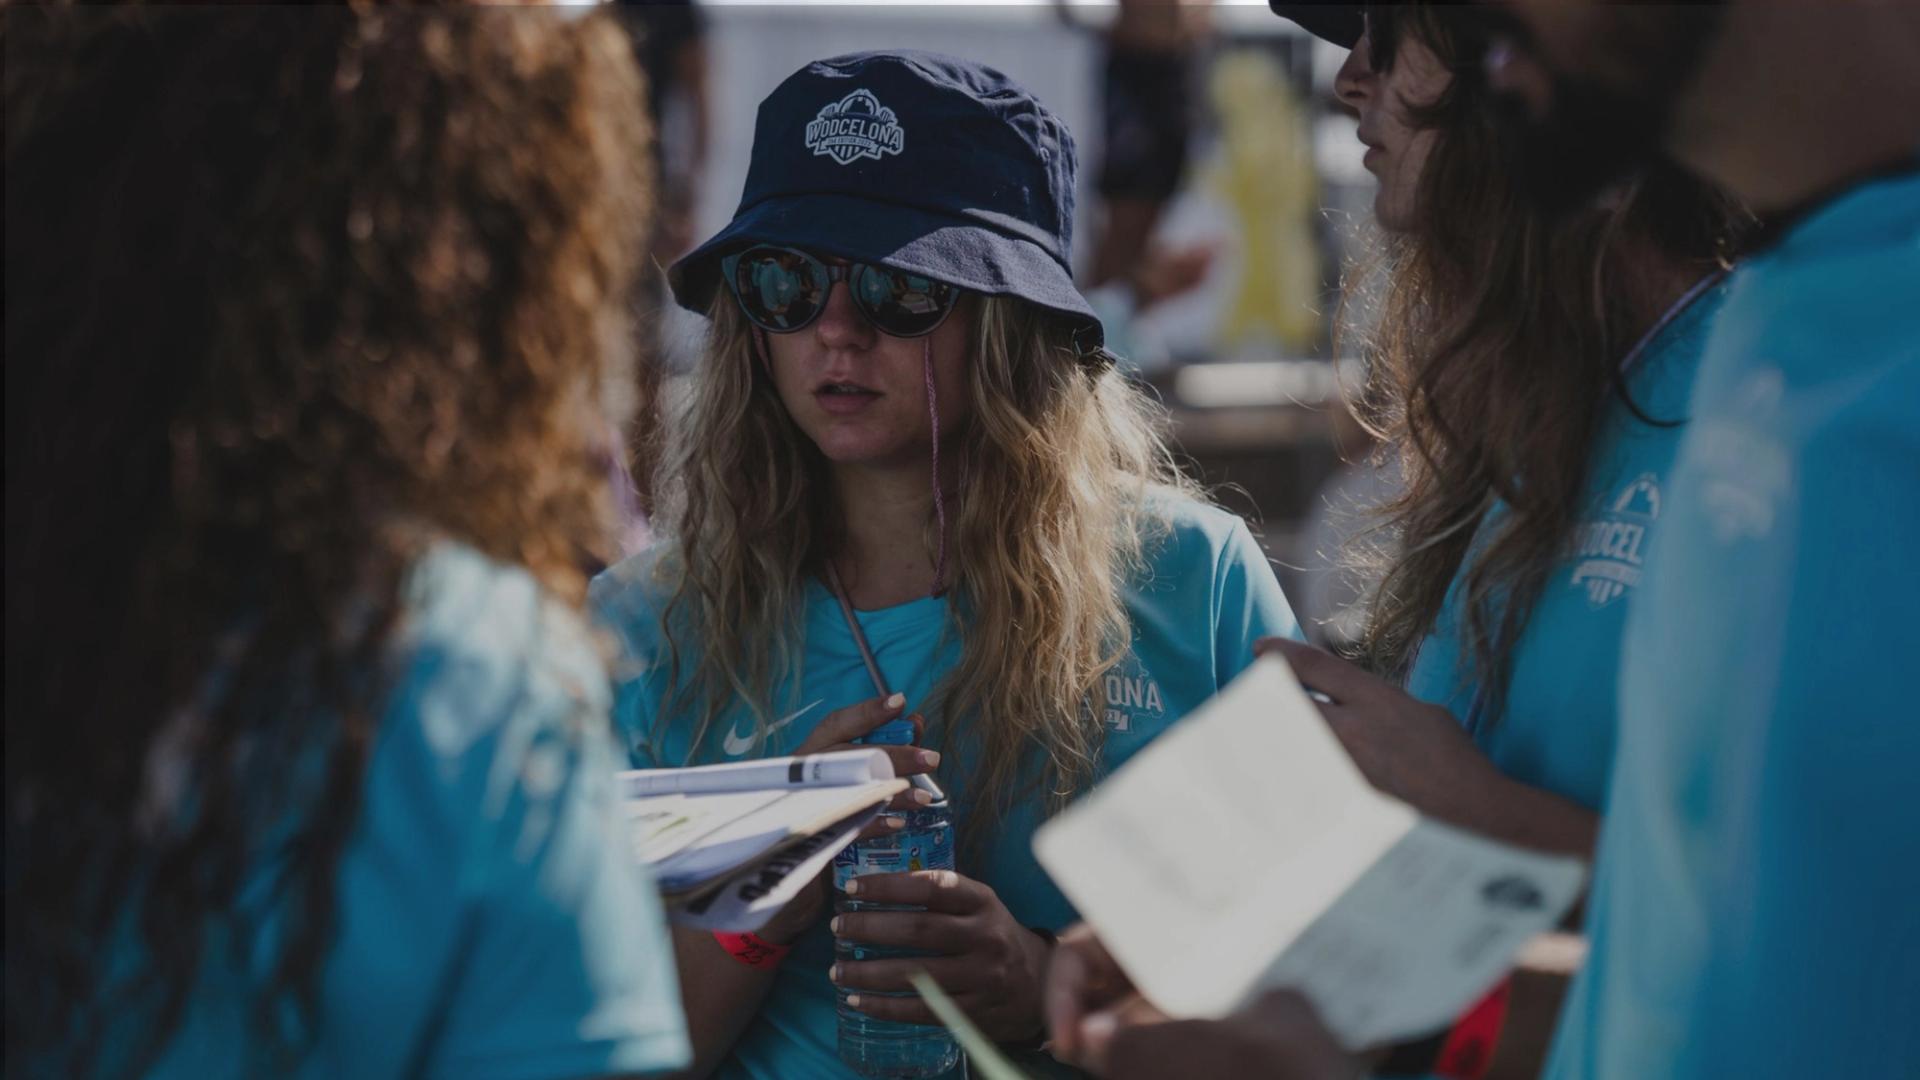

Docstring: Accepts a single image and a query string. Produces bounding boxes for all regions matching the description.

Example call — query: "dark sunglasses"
[720,245,960,339]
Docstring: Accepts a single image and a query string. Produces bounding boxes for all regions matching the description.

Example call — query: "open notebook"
[1034,656,1587,1050]
[624,750,906,933]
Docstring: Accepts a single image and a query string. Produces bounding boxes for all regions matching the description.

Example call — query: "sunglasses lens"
[728,248,826,331]
[854,266,956,337]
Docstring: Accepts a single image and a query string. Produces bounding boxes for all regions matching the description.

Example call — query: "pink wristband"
[712,930,792,969]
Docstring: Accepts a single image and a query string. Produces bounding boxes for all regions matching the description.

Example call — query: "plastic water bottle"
[833,795,961,1078]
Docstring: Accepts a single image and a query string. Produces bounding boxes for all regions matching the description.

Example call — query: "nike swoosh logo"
[721,699,825,757]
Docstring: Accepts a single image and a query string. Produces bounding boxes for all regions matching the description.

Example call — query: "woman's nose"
[813,281,875,350]
[1333,34,1374,114]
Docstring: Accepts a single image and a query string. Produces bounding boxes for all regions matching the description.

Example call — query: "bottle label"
[834,819,953,890]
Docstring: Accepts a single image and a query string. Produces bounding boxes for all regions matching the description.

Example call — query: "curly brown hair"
[5,4,651,1074]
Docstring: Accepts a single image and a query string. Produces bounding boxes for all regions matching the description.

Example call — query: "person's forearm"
[1454,775,1599,859]
[664,926,785,1079]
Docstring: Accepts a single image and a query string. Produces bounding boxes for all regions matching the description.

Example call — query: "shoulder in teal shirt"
[121,542,690,1080]
[590,495,1301,1080]
[1547,172,1920,1078]
[1405,280,1726,812]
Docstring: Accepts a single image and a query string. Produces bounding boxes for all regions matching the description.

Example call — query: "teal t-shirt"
[1546,172,1920,1078]
[590,496,1301,1080]
[1405,281,1726,813]
[120,543,691,1080]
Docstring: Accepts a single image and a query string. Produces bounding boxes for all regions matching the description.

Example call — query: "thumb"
[1257,637,1362,704]
[1077,1011,1118,1075]
[1104,1017,1209,1080]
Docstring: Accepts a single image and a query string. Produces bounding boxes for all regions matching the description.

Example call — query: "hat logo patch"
[804,89,906,166]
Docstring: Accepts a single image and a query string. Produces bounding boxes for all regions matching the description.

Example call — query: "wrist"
[758,908,812,947]
[1417,752,1526,840]
[1006,925,1059,1047]
[758,880,826,945]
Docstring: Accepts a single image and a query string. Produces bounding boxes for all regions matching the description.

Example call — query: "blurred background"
[616,0,1393,647]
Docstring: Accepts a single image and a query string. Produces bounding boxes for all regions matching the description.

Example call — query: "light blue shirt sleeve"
[327,547,690,1080]
[414,717,691,1080]
[1212,516,1305,685]
[588,552,678,769]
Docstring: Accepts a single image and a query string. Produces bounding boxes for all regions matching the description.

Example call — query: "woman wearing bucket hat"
[590,50,1301,1078]
[1044,5,1752,1079]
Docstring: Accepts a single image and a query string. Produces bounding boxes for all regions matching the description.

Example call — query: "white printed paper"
[1033,656,1586,1049]
[627,789,786,867]
[648,780,902,892]
[671,804,882,932]
[620,748,895,798]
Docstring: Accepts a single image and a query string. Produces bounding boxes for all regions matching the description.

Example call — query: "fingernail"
[884,816,906,829]
[830,965,842,982]
[886,693,906,710]
[844,879,861,896]
[917,750,941,768]
[1082,1012,1116,1044]
[911,788,934,806]
[831,917,844,933]
[846,994,863,1008]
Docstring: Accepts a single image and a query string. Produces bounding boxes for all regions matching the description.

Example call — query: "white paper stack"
[623,749,907,933]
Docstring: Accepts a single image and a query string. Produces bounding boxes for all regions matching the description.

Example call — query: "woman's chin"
[807,431,924,470]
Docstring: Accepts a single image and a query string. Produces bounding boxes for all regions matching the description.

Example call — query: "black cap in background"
[1269,2,1364,48]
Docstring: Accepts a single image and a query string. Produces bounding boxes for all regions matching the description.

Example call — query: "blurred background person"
[1083,0,1210,294]
[5,5,688,1077]
[617,0,711,273]
[1063,0,1219,369]
[612,0,713,536]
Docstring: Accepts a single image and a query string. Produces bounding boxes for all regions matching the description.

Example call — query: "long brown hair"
[650,296,1199,853]
[5,6,650,1074]
[1346,5,1750,715]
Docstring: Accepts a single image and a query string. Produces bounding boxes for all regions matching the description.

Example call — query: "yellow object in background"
[1207,49,1323,354]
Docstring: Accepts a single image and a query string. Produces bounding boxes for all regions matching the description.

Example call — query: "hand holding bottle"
[830,869,1056,1043]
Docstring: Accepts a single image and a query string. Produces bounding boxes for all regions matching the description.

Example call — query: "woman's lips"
[1357,129,1385,171]
[814,385,881,415]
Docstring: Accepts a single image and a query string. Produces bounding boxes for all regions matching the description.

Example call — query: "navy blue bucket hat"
[670,50,1105,351]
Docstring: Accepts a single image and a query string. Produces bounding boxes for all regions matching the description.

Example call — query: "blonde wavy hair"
[651,294,1200,847]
